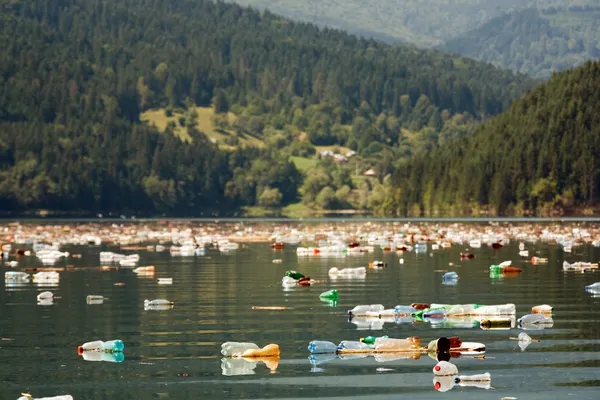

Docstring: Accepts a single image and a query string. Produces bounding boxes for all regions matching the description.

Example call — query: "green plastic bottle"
[489,265,503,273]
[285,270,305,280]
[360,335,388,345]
[319,289,338,299]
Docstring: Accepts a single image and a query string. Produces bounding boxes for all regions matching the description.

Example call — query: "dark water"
[1,239,600,399]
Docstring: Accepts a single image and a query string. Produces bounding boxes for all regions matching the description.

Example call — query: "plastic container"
[81,351,125,363]
[374,337,420,351]
[518,313,552,325]
[308,340,338,354]
[433,360,458,376]
[394,305,417,316]
[86,295,105,304]
[221,342,259,356]
[37,291,54,301]
[442,272,458,280]
[78,339,124,353]
[531,304,552,314]
[348,304,385,316]
[337,340,373,351]
[474,304,516,315]
[144,299,173,306]
[5,271,30,281]
[586,282,600,290]
[319,289,338,300]
[456,372,491,382]
[285,270,305,280]
[360,335,388,345]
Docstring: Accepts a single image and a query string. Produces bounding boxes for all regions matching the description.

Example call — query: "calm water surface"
[1,235,600,399]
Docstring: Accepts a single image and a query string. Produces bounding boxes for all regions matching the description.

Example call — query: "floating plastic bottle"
[81,351,125,362]
[33,271,60,282]
[374,337,420,351]
[532,304,552,314]
[308,340,338,354]
[337,340,373,351]
[144,299,174,310]
[78,339,124,354]
[360,335,388,345]
[489,264,521,274]
[585,282,600,291]
[442,272,458,280]
[37,291,54,301]
[394,305,417,316]
[531,256,548,264]
[433,360,458,376]
[157,278,173,285]
[5,271,30,281]
[319,289,338,300]
[17,395,74,400]
[518,313,553,326]
[285,270,305,280]
[133,266,155,274]
[455,372,491,383]
[86,295,105,305]
[281,276,297,287]
[328,267,367,278]
[221,342,260,356]
[347,304,384,316]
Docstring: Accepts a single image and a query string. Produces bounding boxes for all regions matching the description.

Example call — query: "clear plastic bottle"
[86,295,105,304]
[518,314,551,325]
[475,303,516,315]
[221,342,259,356]
[337,340,373,351]
[455,372,491,382]
[144,299,173,307]
[442,272,458,280]
[5,271,30,281]
[393,305,417,316]
[78,339,124,353]
[347,304,385,316]
[586,282,600,290]
[308,340,338,354]
[374,337,420,351]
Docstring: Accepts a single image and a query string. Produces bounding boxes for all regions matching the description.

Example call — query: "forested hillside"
[443,6,600,78]
[383,60,600,217]
[229,0,595,46]
[0,0,533,215]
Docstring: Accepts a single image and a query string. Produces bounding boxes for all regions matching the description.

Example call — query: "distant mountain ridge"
[228,0,596,46]
[442,6,600,78]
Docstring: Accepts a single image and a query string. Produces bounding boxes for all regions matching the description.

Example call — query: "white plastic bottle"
[348,304,385,316]
[433,360,458,376]
[221,342,259,356]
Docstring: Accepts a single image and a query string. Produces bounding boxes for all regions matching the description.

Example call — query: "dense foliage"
[384,60,600,217]
[0,0,534,215]
[229,0,595,46]
[443,6,600,79]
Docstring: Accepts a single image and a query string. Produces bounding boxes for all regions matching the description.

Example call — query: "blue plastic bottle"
[308,340,338,354]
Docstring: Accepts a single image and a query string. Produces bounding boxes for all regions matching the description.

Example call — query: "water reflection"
[221,357,279,376]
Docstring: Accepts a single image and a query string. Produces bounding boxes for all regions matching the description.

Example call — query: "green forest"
[0,0,535,216]
[383,60,600,217]
[443,6,600,78]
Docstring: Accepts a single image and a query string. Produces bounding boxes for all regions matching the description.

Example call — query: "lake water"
[1,234,600,399]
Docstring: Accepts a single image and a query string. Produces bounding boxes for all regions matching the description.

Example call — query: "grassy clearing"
[290,156,318,173]
[141,106,264,148]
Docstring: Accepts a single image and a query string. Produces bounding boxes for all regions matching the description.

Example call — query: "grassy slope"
[141,106,264,148]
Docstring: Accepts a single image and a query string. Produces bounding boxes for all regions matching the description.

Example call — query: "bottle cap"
[77,345,84,355]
